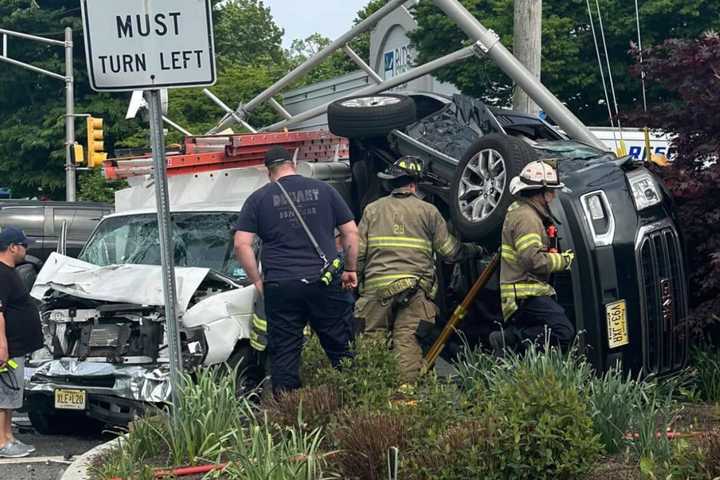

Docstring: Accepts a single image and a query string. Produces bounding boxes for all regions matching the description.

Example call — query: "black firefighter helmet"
[377,156,425,181]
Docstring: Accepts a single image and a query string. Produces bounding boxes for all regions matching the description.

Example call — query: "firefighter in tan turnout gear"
[490,160,576,355]
[355,156,485,382]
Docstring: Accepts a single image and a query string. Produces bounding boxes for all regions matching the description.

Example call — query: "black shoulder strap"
[275,180,329,266]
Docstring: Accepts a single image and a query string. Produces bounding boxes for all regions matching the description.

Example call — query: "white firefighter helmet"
[509,160,565,196]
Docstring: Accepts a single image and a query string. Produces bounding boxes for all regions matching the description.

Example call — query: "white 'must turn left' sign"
[81,0,216,92]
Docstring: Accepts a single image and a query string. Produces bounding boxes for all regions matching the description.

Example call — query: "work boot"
[489,329,516,357]
[0,441,32,458]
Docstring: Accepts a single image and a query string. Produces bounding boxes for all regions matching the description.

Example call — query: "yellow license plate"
[606,300,630,349]
[54,389,87,411]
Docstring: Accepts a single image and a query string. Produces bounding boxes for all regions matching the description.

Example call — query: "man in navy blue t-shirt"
[233,146,359,394]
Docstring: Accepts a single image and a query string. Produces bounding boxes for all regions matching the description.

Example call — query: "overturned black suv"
[328,92,688,376]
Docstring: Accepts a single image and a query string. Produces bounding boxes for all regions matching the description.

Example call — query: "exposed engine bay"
[30,253,256,370]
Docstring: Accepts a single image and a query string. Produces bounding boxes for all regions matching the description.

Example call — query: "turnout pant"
[356,290,438,383]
[264,280,355,394]
[511,296,575,351]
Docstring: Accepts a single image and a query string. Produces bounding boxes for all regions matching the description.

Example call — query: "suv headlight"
[627,171,662,211]
[580,191,615,247]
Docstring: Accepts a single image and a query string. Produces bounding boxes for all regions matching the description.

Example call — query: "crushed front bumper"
[26,358,172,403]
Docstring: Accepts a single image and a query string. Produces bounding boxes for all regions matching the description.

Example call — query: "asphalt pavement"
[1,413,110,480]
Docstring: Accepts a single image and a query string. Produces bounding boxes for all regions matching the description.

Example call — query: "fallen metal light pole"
[261,45,476,132]
[430,0,606,150]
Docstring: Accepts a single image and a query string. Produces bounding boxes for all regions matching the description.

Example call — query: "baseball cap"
[0,226,31,249]
[264,146,292,167]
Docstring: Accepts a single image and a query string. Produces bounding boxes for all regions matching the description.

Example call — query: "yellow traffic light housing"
[86,116,108,168]
[71,143,85,165]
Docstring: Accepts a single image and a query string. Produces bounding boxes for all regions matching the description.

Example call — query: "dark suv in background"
[0,201,112,261]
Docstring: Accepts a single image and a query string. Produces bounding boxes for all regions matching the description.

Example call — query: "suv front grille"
[637,226,688,375]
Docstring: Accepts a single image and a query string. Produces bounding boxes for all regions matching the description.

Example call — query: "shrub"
[402,373,476,451]
[701,429,720,478]
[222,412,337,480]
[487,365,602,479]
[690,347,720,402]
[300,334,333,387]
[262,384,341,431]
[313,334,401,410]
[588,368,648,454]
[154,368,247,466]
[407,419,505,480]
[329,409,408,480]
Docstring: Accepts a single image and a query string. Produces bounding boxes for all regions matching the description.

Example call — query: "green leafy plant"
[150,368,248,466]
[588,368,648,454]
[220,411,337,480]
[691,347,720,402]
[487,365,603,479]
[312,334,402,410]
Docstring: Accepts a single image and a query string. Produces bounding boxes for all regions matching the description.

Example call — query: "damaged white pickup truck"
[24,161,350,433]
[25,207,260,432]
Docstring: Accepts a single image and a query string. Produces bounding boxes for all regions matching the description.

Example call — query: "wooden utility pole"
[512,0,542,116]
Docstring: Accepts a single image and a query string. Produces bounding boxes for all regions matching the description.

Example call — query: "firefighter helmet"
[377,156,425,180]
[509,160,564,195]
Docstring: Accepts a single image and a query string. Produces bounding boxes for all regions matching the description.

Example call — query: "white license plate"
[54,389,87,410]
[606,300,630,349]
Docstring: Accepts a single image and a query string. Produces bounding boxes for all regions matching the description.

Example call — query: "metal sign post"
[81,0,217,409]
[147,89,184,407]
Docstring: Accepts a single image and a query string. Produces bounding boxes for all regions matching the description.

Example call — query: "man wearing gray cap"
[233,146,359,395]
[0,226,42,458]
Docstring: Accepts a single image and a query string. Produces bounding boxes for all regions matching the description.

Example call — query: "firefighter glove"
[561,250,575,270]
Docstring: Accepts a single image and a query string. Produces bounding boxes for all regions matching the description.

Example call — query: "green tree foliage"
[409,0,720,123]
[0,0,287,200]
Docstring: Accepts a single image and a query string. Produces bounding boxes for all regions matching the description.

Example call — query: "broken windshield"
[79,212,247,282]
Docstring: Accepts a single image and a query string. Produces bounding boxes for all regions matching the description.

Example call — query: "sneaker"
[0,441,32,458]
[12,439,36,453]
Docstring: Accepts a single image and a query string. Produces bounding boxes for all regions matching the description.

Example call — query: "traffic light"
[71,143,85,165]
[86,116,108,168]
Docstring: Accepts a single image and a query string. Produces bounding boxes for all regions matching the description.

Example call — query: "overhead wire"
[585,0,618,150]
[634,0,648,113]
[594,0,626,153]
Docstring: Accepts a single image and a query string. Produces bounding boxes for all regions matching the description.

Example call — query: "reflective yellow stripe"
[501,244,518,264]
[502,298,518,320]
[367,242,432,252]
[500,282,555,299]
[515,233,543,253]
[365,274,419,288]
[548,252,563,272]
[252,315,266,332]
[438,237,457,256]
[250,330,267,351]
[368,236,431,246]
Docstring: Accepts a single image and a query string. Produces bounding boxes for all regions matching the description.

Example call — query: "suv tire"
[328,94,416,139]
[449,134,538,243]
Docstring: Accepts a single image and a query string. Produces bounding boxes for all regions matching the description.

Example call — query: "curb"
[60,437,122,480]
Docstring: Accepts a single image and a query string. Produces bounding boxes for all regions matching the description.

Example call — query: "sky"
[263,0,371,47]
